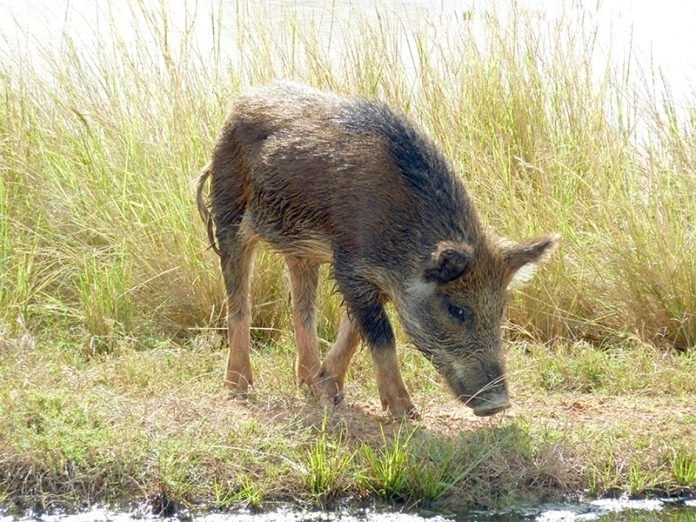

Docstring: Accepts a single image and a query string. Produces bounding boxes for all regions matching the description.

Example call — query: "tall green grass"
[0,1,694,350]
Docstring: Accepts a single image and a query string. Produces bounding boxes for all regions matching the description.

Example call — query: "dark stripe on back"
[337,98,459,199]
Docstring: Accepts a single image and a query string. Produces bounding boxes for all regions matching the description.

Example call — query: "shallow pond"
[2,497,695,522]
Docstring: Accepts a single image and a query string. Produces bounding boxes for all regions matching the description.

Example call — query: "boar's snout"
[469,389,511,417]
[438,356,511,417]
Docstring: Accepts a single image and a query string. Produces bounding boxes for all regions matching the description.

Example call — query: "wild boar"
[197,82,558,417]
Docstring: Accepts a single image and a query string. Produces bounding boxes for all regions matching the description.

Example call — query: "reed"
[1,2,694,349]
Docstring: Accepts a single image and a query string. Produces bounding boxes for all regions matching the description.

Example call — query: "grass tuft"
[670,449,696,488]
[286,412,354,504]
[359,423,416,502]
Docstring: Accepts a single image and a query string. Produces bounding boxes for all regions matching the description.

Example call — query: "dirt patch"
[186,387,695,444]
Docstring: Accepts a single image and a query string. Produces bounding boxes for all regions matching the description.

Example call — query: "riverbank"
[1,332,693,516]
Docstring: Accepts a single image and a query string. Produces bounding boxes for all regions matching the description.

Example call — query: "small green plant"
[156,449,200,504]
[538,359,567,391]
[405,437,466,502]
[359,422,416,501]
[234,475,264,510]
[670,449,696,487]
[587,449,621,496]
[627,460,651,495]
[287,412,354,503]
[211,475,265,510]
[212,479,236,510]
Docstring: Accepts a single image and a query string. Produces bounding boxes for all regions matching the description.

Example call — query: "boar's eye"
[447,304,473,324]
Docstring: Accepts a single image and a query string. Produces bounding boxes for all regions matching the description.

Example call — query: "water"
[1,0,695,104]
[2,497,695,521]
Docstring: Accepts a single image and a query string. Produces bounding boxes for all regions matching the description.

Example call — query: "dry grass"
[1,1,694,350]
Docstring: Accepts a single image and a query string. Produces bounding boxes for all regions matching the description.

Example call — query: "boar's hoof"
[383,399,419,420]
[319,391,344,408]
[389,406,420,421]
[224,389,252,401]
[406,406,421,421]
[315,376,344,407]
[223,376,253,400]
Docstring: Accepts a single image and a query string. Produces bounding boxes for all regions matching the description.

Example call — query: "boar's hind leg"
[220,230,257,395]
[335,271,416,418]
[315,314,361,406]
[286,255,322,394]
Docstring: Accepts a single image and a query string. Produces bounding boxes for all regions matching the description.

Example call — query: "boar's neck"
[355,102,485,249]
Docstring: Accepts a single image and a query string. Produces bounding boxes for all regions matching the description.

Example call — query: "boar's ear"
[424,241,473,283]
[501,233,560,286]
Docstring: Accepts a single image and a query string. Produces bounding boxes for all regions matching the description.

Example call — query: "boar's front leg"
[315,313,362,406]
[335,269,417,418]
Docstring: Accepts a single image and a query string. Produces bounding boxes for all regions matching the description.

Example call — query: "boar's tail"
[196,162,221,256]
